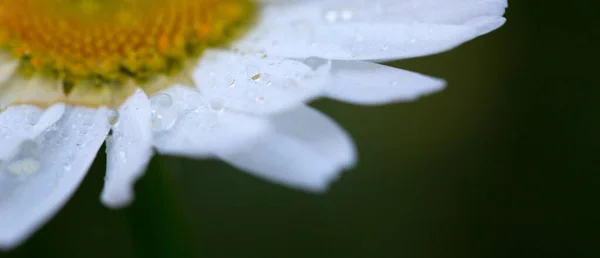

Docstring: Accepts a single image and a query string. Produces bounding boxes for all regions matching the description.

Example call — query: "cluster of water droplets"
[0,105,110,183]
[321,0,389,24]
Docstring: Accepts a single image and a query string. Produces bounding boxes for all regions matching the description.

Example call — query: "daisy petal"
[0,104,65,161]
[237,0,506,60]
[270,105,356,169]
[153,86,270,158]
[102,90,153,209]
[326,60,445,105]
[0,107,110,249]
[192,50,329,114]
[218,105,355,192]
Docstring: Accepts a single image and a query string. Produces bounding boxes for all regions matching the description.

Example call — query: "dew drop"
[260,73,272,84]
[150,93,173,108]
[25,111,39,125]
[150,93,178,132]
[62,152,75,171]
[251,73,261,82]
[252,73,272,84]
[341,10,354,21]
[324,10,338,23]
[246,65,260,79]
[324,9,353,23]
[106,110,119,125]
[210,98,225,111]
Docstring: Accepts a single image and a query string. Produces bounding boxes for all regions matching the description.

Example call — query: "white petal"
[153,86,270,158]
[236,0,506,60]
[218,105,355,192]
[102,90,153,209]
[0,107,110,249]
[0,104,65,161]
[270,105,356,169]
[326,60,445,105]
[192,50,329,114]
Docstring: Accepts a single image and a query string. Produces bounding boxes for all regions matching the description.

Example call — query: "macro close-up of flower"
[0,0,509,251]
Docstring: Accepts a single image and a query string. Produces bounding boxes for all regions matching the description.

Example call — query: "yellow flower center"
[0,0,255,108]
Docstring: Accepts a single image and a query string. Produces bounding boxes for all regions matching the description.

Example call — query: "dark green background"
[3,1,599,257]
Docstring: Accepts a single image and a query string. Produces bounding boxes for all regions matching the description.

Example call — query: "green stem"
[125,157,198,258]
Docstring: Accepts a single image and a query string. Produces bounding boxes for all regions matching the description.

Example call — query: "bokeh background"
[2,1,598,257]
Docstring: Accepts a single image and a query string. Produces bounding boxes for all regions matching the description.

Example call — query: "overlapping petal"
[218,105,355,192]
[153,86,271,158]
[236,0,506,60]
[0,104,65,161]
[0,107,110,248]
[102,90,154,208]
[326,60,446,105]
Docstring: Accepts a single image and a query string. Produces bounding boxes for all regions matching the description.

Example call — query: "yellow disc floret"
[0,0,255,108]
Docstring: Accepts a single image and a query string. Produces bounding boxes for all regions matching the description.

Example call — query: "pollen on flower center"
[0,0,255,108]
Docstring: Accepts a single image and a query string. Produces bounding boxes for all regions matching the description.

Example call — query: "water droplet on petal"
[150,93,173,108]
[150,93,178,132]
[26,111,39,125]
[251,73,262,82]
[246,65,260,79]
[210,98,225,112]
[341,10,354,21]
[259,73,272,84]
[107,110,119,125]
[324,10,338,23]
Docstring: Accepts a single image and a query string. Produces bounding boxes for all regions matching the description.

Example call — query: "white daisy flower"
[0,0,507,249]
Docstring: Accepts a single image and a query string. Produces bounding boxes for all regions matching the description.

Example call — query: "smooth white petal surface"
[192,50,329,114]
[326,60,445,105]
[0,107,110,249]
[269,105,356,169]
[237,0,507,60]
[102,90,153,208]
[218,105,355,192]
[153,86,270,158]
[0,104,65,161]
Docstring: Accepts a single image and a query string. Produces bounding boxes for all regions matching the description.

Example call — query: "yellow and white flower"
[0,0,507,248]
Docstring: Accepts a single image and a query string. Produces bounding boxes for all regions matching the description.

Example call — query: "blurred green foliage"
[3,1,599,257]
